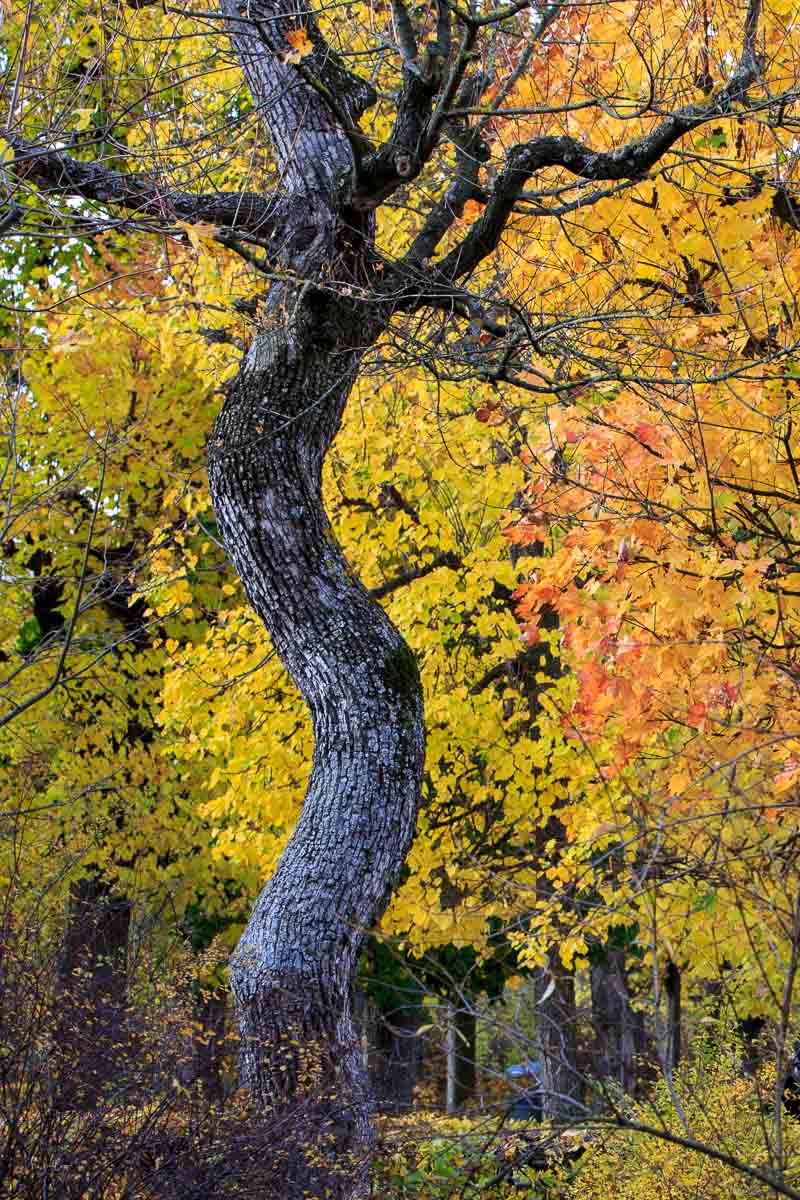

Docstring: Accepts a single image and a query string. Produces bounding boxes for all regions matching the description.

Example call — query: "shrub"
[373,1113,573,1199]
[569,1040,800,1200]
[0,885,362,1199]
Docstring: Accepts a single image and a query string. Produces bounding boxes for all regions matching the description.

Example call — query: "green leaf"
[15,616,44,657]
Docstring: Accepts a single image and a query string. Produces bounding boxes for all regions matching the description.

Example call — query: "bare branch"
[435,0,766,284]
[352,53,448,207]
[369,551,462,600]
[391,0,419,65]
[403,5,560,264]
[5,134,293,241]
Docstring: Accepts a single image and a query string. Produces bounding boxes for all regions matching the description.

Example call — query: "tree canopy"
[2,0,800,1193]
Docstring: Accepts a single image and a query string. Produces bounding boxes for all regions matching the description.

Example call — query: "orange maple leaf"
[284,27,313,64]
[461,198,486,222]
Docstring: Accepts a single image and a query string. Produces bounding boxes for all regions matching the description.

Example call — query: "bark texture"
[207,303,424,1191]
[56,875,132,1108]
[534,959,583,1123]
[590,946,646,1096]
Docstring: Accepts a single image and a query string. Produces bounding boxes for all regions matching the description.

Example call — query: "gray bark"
[198,6,425,1192]
[446,1004,457,1115]
[534,960,583,1123]
[207,310,424,1190]
[590,947,645,1096]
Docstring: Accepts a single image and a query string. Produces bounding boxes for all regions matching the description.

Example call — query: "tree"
[0,241,251,1102]
[3,0,797,1191]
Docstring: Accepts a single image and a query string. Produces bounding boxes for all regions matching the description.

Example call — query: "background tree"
[0,240,250,1100]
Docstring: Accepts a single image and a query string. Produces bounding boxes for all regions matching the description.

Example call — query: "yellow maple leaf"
[284,27,313,64]
[176,219,219,252]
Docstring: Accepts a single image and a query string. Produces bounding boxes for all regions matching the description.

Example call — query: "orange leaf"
[461,199,486,222]
[284,27,313,63]
[474,402,506,425]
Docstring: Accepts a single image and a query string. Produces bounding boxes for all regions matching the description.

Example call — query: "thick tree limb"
[369,550,462,600]
[218,0,374,196]
[124,0,376,200]
[437,103,765,283]
[0,204,23,235]
[5,134,296,240]
[352,52,445,207]
[418,0,763,283]
[351,2,493,208]
[398,5,560,263]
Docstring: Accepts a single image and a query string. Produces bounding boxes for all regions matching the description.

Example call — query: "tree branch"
[5,134,296,241]
[431,0,764,284]
[369,551,462,600]
[349,0,502,210]
[218,0,374,195]
[352,49,449,207]
[402,4,560,265]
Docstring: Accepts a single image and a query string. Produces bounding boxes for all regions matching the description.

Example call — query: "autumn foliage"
[2,0,800,1191]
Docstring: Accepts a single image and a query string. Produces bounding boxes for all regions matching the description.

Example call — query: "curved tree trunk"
[207,309,424,1194]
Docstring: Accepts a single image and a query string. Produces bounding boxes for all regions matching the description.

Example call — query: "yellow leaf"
[74,107,96,132]
[176,220,219,252]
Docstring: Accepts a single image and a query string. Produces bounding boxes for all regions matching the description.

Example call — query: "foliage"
[570,1042,800,1200]
[505,144,800,1002]
[0,238,251,927]
[2,0,799,972]
[2,0,800,1182]
[374,1114,539,1199]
